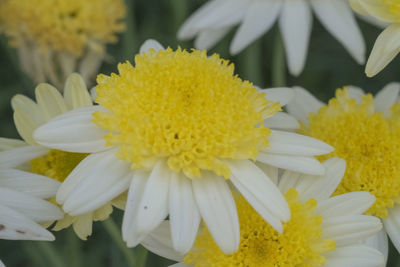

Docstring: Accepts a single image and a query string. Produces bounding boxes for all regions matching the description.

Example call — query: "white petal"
[192,172,239,254]
[286,86,324,124]
[34,106,108,153]
[266,130,333,156]
[0,137,26,151]
[374,82,400,114]
[279,0,312,76]
[324,245,384,267]
[0,169,60,199]
[63,73,92,109]
[227,159,289,233]
[310,0,365,64]
[0,204,55,241]
[255,162,278,184]
[122,171,148,247]
[382,204,400,253]
[260,87,295,107]
[194,27,231,51]
[0,187,63,222]
[141,221,185,262]
[186,0,247,33]
[278,170,302,194]
[230,0,281,54]
[135,161,171,237]
[364,229,388,265]
[61,150,131,215]
[322,215,382,246]
[257,153,325,175]
[263,112,300,130]
[366,24,400,77]
[316,191,376,218]
[296,157,345,202]
[178,0,230,40]
[140,39,165,55]
[0,145,48,169]
[0,259,4,267]
[169,172,200,254]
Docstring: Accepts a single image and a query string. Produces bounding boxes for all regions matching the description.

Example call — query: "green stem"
[169,0,188,35]
[35,242,66,267]
[271,30,286,87]
[65,228,82,267]
[134,246,148,267]
[240,39,263,86]
[122,0,138,60]
[102,217,137,267]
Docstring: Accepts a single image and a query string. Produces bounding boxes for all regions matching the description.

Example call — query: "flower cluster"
[1,1,400,266]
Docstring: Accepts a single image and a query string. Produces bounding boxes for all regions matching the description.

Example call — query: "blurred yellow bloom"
[0,0,125,88]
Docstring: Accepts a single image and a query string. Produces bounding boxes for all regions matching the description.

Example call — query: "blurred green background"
[1,0,400,266]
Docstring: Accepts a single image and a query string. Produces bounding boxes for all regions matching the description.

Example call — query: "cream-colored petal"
[35,83,68,120]
[63,73,92,109]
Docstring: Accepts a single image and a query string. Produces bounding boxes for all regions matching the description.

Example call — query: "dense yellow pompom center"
[0,0,125,56]
[184,189,335,267]
[93,48,280,178]
[299,88,400,218]
[30,150,88,182]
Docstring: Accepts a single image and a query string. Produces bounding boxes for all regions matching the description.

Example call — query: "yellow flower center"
[299,88,400,218]
[93,48,280,178]
[30,149,88,182]
[184,189,335,267]
[0,0,125,56]
[382,0,400,19]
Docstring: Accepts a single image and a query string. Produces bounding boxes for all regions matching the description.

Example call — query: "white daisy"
[140,157,384,267]
[0,73,123,240]
[350,0,400,77]
[178,0,367,76]
[33,39,333,254]
[286,83,400,259]
[0,141,63,266]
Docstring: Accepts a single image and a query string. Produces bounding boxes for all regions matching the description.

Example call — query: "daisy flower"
[0,141,63,266]
[178,0,367,76]
[140,157,384,267]
[0,0,125,88]
[350,0,400,77]
[32,39,333,254]
[0,73,124,240]
[286,83,400,256]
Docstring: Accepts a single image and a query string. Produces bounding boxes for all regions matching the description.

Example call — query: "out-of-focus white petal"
[374,82,400,115]
[310,0,365,64]
[230,0,281,54]
[140,39,165,55]
[366,24,400,77]
[286,86,324,124]
[279,0,312,76]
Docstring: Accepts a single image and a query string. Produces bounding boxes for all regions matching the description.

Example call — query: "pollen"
[30,149,88,182]
[183,189,335,267]
[93,48,280,178]
[299,88,400,218]
[0,0,125,56]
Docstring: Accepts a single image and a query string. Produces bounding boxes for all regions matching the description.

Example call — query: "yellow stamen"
[93,48,280,178]
[184,189,335,267]
[299,88,400,218]
[30,149,88,182]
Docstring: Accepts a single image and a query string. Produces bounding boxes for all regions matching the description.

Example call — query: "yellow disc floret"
[382,0,400,20]
[0,0,125,56]
[299,88,400,218]
[93,48,280,178]
[30,149,88,182]
[184,189,335,267]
